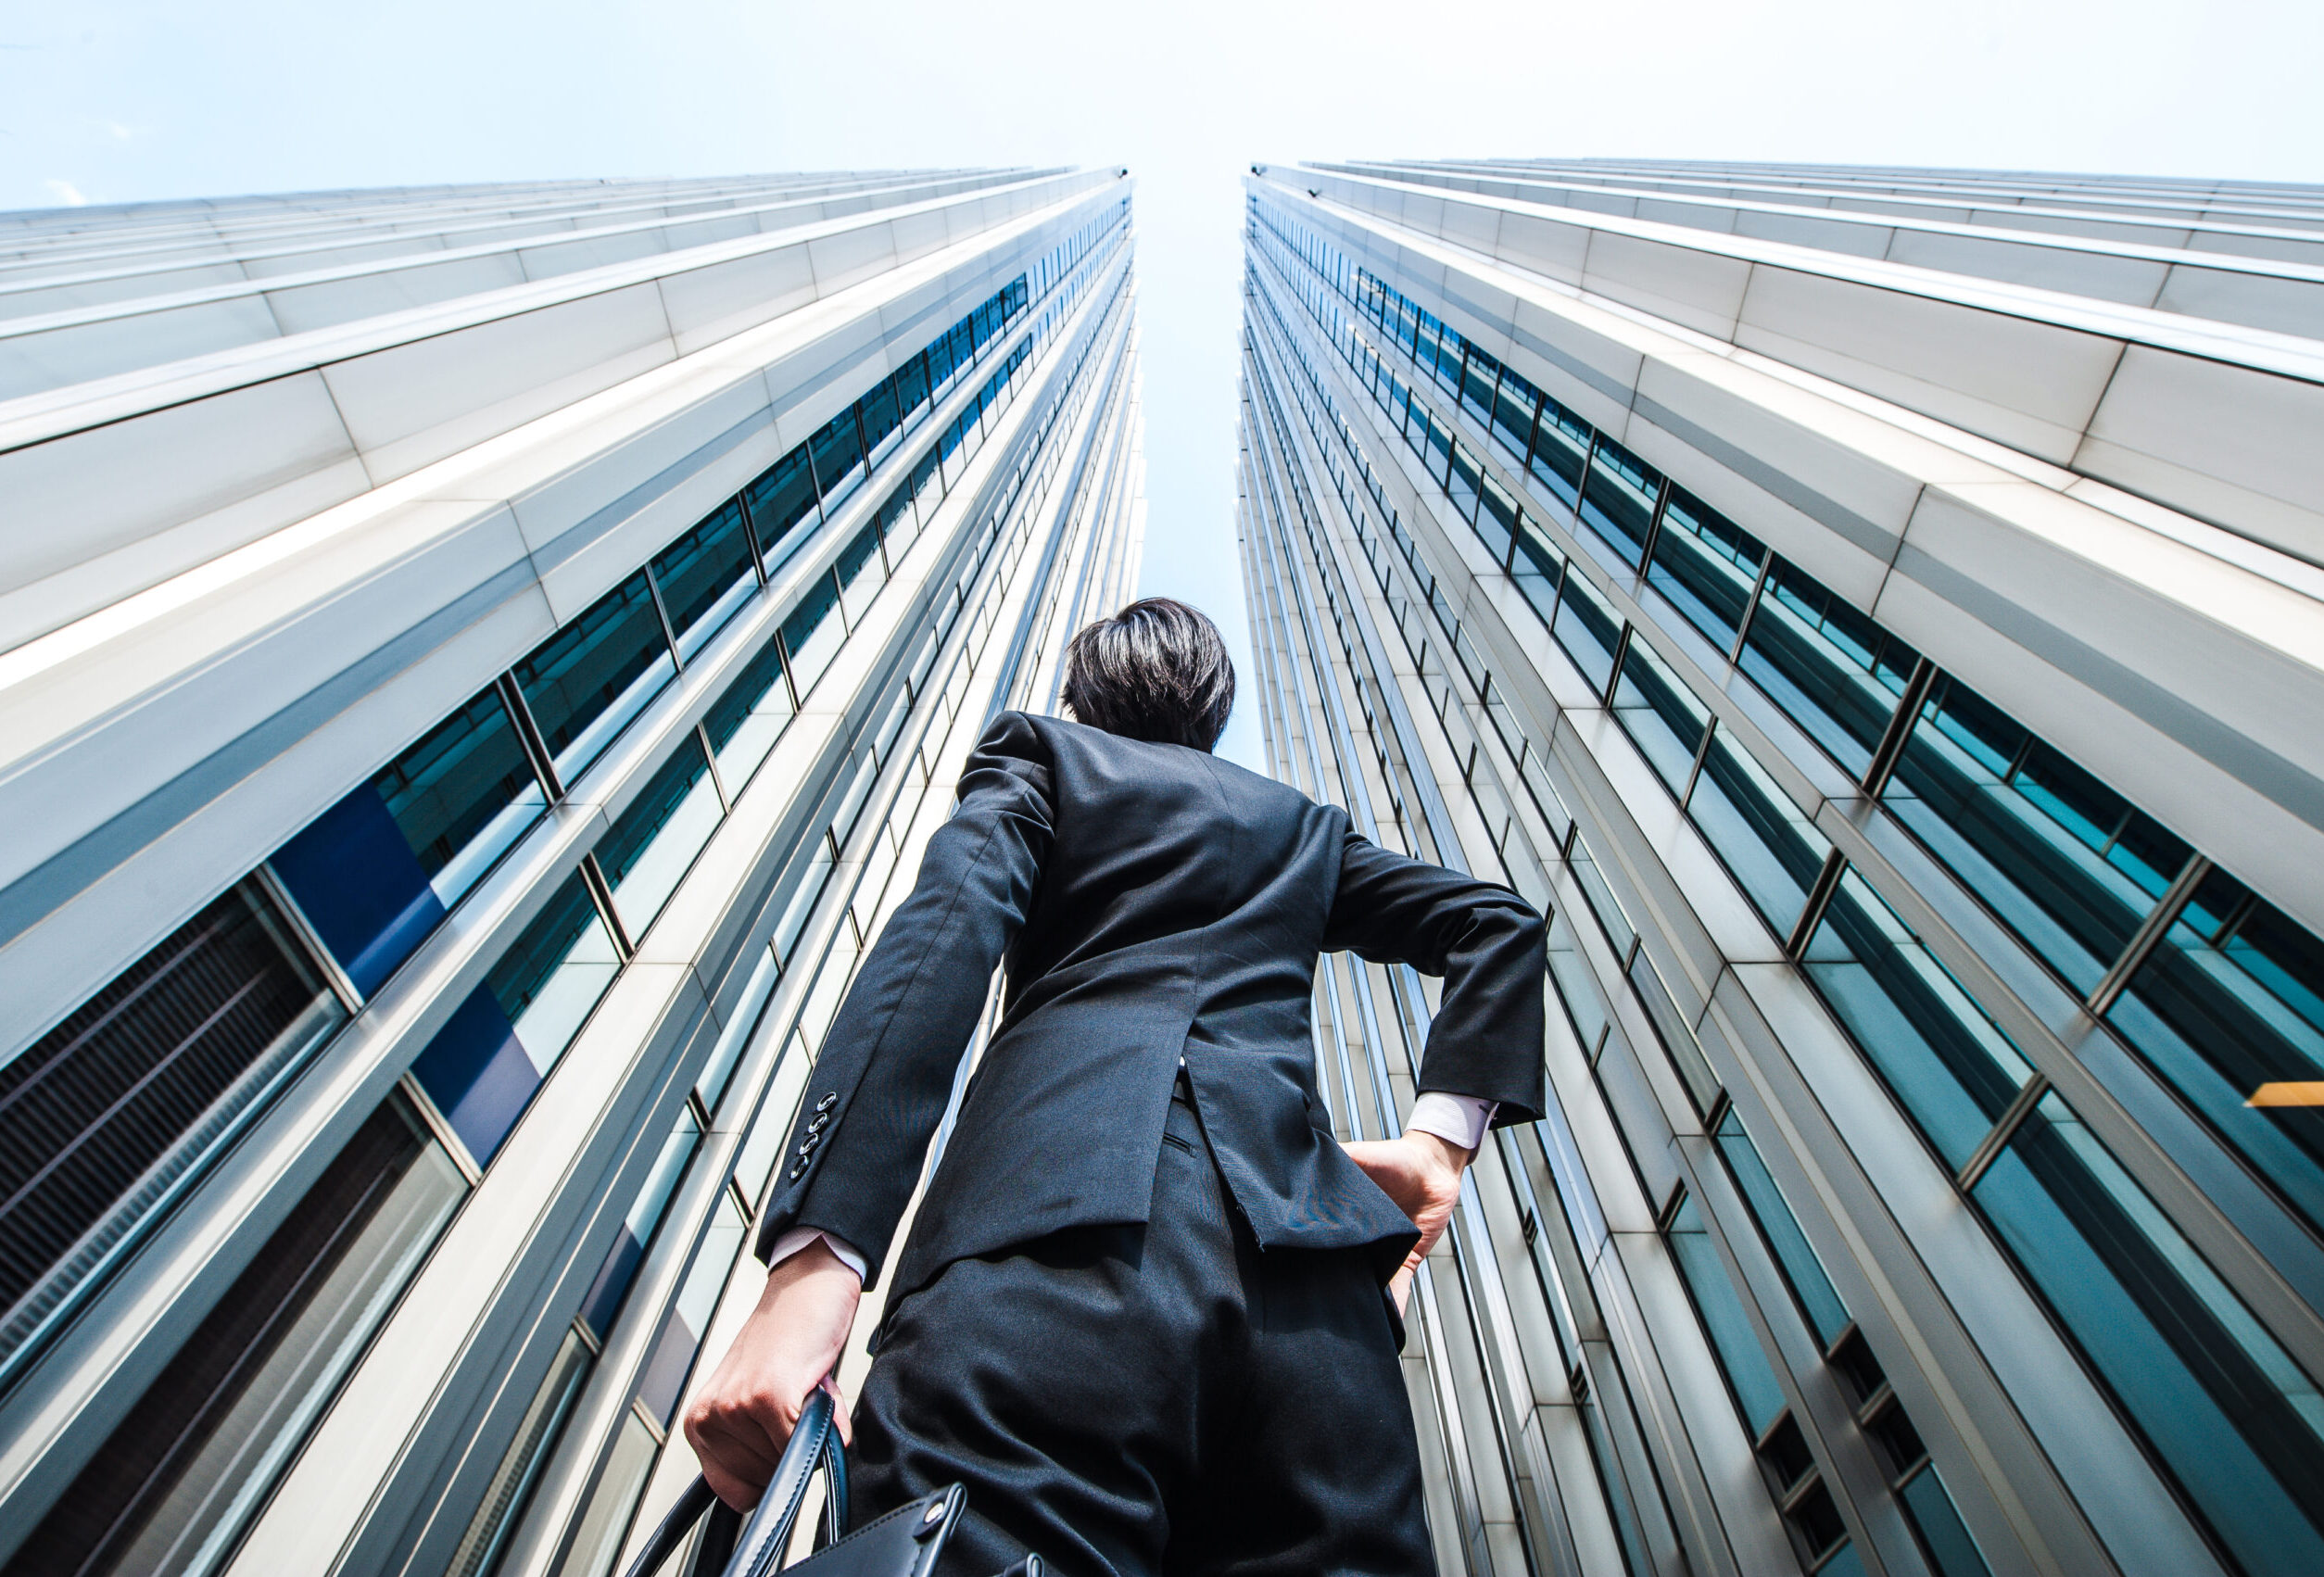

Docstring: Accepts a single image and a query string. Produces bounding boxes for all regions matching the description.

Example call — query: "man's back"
[760,710,1546,1303]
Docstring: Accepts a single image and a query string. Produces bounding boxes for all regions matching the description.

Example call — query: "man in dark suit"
[687,599,1545,1575]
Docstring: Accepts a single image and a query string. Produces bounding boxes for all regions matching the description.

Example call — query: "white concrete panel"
[1489,208,1590,286]
[806,220,901,298]
[0,261,251,320]
[1733,265,2119,465]
[515,227,674,282]
[656,242,820,356]
[259,251,531,334]
[0,294,285,400]
[0,371,361,644]
[2078,345,2324,564]
[2153,264,2324,339]
[1883,229,2169,306]
[1579,230,1755,341]
[1731,208,1887,258]
[322,282,677,482]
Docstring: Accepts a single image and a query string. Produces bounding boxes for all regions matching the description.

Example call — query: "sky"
[5,0,2319,768]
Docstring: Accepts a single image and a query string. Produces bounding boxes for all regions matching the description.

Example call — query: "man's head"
[1061,598,1236,751]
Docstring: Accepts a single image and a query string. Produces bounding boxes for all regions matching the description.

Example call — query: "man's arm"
[686,712,1052,1508]
[752,710,1055,1286]
[1322,827,1547,1121]
[1322,827,1547,1306]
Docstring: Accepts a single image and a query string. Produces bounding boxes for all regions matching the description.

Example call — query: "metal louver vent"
[0,881,346,1381]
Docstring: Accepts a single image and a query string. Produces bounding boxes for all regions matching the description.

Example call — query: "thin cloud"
[44,178,87,206]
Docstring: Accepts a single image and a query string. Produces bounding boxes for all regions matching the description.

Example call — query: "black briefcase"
[619,1386,1038,1577]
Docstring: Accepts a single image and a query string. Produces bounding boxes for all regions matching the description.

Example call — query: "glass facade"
[1240,164,2324,1577]
[0,173,1141,1577]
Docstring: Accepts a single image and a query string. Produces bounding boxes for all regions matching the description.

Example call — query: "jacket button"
[808,1114,829,1133]
[816,1092,839,1112]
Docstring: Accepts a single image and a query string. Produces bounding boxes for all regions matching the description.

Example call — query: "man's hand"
[682,1238,862,1510]
[1342,1130,1471,1313]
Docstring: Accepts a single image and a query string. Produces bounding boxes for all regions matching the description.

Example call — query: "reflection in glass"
[374,685,547,908]
[1884,672,2191,998]
[1802,872,2031,1170]
[1665,1193,1786,1436]
[1686,729,1832,935]
[512,572,676,784]
[1737,558,1917,779]
[1973,1091,2324,1577]
[1646,486,1766,655]
[650,498,756,662]
[0,1097,463,1577]
[2109,866,2324,1231]
[702,633,793,793]
[597,736,725,939]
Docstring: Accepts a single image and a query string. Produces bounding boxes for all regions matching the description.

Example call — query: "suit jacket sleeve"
[752,711,1055,1287]
[1321,828,1547,1127]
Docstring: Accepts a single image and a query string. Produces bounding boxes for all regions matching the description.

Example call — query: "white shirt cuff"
[766,1226,866,1283]
[1407,1092,1497,1151]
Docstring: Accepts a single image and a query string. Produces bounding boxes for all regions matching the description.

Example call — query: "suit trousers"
[849,1079,1435,1577]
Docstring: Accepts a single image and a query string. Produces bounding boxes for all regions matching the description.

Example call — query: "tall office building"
[0,168,1143,1577]
[1239,160,2324,1577]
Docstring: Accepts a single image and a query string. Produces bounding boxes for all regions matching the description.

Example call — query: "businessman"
[686,598,1546,1575]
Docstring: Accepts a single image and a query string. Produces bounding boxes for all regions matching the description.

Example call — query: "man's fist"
[1342,1129,1471,1312]
[682,1239,862,1509]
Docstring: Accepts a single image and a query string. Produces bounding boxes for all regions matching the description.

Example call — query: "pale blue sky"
[6,0,2318,767]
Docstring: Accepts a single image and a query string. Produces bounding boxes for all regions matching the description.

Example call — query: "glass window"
[702,633,794,793]
[1511,515,1565,626]
[1527,401,1592,511]
[578,1111,702,1341]
[511,571,676,785]
[1885,672,2192,998]
[1898,1466,1993,1577]
[410,871,621,1163]
[3,1095,463,1577]
[892,353,929,423]
[1802,870,2033,1171]
[0,883,346,1382]
[597,735,725,940]
[1459,347,1498,424]
[634,1195,750,1427]
[834,520,886,628]
[2108,868,2324,1231]
[1971,1091,2324,1577]
[808,409,865,512]
[1446,437,1484,524]
[1665,1192,1787,1436]
[1491,369,1538,460]
[369,684,546,911]
[559,1410,660,1577]
[1686,728,1834,935]
[743,447,818,564]
[1421,407,1455,488]
[1475,472,1520,566]
[650,498,757,662]
[445,1327,592,1577]
[779,573,844,700]
[878,474,920,561]
[1647,486,1766,655]
[1737,558,1918,780]
[1611,637,1709,797]
[1714,1109,1850,1347]
[855,381,900,458]
[1552,571,1623,698]
[1580,437,1662,568]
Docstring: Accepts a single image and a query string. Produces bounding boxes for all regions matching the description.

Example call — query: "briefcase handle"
[621,1384,848,1577]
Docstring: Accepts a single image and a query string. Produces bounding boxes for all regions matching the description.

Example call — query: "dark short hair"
[1061,598,1236,751]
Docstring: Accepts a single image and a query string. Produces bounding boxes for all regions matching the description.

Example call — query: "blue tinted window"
[780,574,844,699]
[1715,1109,1850,1346]
[1738,559,1916,779]
[1885,672,2191,997]
[1665,1193,1787,1435]
[650,498,756,661]
[1611,638,1709,796]
[2110,868,2324,1231]
[744,448,818,561]
[1552,572,1623,697]
[512,572,676,783]
[1647,486,1766,654]
[1972,1091,2324,1577]
[1686,730,1832,935]
[1580,438,1662,568]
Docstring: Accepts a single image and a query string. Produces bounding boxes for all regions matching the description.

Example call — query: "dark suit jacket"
[754,711,1547,1299]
